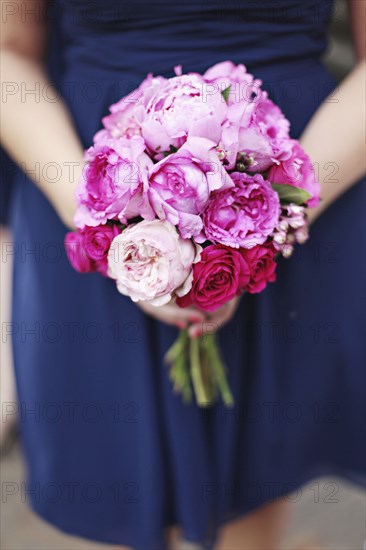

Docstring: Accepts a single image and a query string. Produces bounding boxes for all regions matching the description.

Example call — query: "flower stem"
[190,337,210,407]
[202,333,234,407]
[165,329,234,407]
[165,329,188,364]
[165,329,192,402]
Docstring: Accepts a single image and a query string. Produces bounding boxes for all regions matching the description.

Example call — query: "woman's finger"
[188,298,240,337]
[137,300,207,328]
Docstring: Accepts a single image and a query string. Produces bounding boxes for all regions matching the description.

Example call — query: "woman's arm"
[0,0,84,228]
[0,0,206,330]
[301,1,366,224]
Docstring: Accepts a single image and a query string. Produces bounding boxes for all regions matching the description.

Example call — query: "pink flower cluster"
[65,61,320,311]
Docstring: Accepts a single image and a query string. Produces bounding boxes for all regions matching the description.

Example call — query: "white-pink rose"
[107,220,201,306]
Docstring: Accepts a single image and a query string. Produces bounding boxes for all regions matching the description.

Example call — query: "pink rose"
[74,133,154,228]
[202,172,280,248]
[65,224,121,276]
[176,245,250,312]
[107,220,201,306]
[64,231,96,274]
[136,73,227,157]
[240,243,277,293]
[268,140,320,207]
[82,224,120,276]
[148,137,231,239]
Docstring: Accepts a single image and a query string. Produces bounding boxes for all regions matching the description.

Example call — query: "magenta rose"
[74,133,154,228]
[268,140,320,207]
[202,172,280,248]
[64,231,96,274]
[65,224,121,276]
[82,224,120,276]
[148,137,231,239]
[240,243,277,293]
[176,245,250,312]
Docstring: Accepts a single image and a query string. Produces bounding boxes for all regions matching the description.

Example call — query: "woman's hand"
[0,2,85,231]
[137,300,206,330]
[139,296,242,337]
[188,296,241,338]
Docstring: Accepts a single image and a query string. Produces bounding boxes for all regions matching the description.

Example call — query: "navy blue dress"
[9,1,365,548]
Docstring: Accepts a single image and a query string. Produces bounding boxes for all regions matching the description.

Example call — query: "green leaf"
[162,145,179,157]
[271,183,311,205]
[221,85,231,102]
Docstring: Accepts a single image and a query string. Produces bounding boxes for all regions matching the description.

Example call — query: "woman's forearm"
[0,50,84,227]
[300,59,366,224]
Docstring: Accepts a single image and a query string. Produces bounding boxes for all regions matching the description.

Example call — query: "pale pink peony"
[220,93,291,171]
[107,220,201,306]
[148,137,232,239]
[268,140,320,207]
[136,73,228,157]
[74,133,154,228]
[102,74,167,138]
[202,172,280,248]
[203,60,263,107]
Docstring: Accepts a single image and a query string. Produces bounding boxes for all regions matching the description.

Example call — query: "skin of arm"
[0,0,205,331]
[0,0,84,229]
[301,1,366,224]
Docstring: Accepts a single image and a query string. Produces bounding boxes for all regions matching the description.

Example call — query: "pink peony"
[220,94,291,172]
[74,133,154,228]
[102,74,166,138]
[176,244,250,312]
[268,140,320,207]
[136,73,228,157]
[240,243,277,293]
[203,60,263,106]
[202,172,280,248]
[148,137,231,239]
[107,220,201,306]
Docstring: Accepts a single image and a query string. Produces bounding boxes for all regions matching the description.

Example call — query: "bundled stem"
[201,333,234,406]
[165,329,234,407]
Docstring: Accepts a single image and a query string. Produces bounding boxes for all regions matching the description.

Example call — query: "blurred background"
[1,1,365,548]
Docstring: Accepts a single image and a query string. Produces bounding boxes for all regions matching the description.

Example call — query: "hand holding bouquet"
[65,62,320,407]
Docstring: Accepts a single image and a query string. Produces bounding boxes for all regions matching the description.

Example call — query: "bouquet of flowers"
[65,61,320,407]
